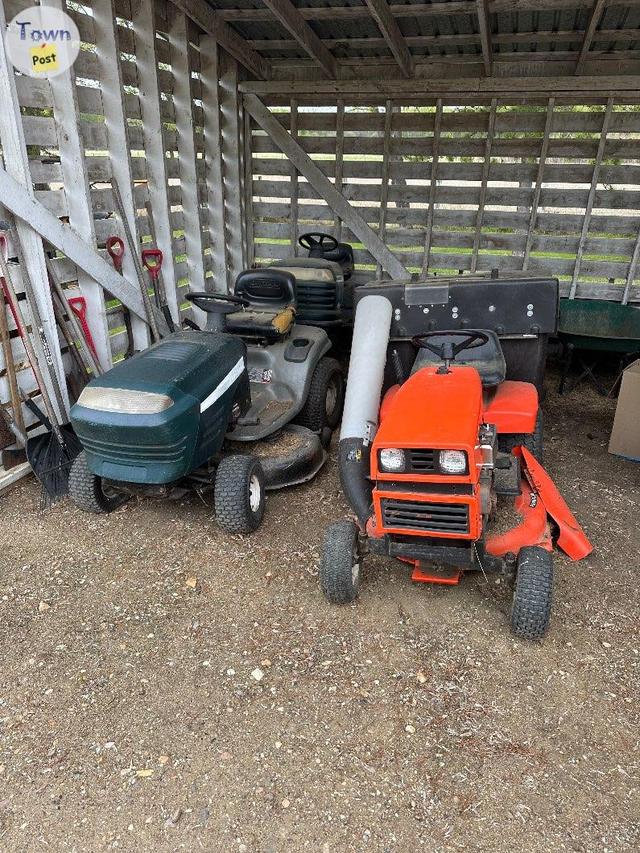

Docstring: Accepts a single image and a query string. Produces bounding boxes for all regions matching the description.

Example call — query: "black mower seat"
[226,269,297,342]
[412,329,507,387]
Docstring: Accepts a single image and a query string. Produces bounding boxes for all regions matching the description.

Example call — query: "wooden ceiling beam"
[261,0,338,77]
[240,73,640,97]
[575,0,608,73]
[170,0,271,79]
[476,0,493,76]
[363,0,414,78]
[218,1,605,24]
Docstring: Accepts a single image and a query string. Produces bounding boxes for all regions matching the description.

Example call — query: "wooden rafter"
[476,0,493,76]
[218,2,606,24]
[170,0,271,80]
[261,0,338,78]
[363,0,414,78]
[575,0,607,74]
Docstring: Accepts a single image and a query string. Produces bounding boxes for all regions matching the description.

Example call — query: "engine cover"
[71,331,248,484]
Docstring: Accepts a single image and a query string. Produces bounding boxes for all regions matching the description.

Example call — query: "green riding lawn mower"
[69,256,348,534]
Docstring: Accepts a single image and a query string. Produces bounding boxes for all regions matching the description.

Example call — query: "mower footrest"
[370,535,474,568]
[493,453,521,496]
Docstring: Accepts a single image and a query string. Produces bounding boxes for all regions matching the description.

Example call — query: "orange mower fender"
[518,446,593,561]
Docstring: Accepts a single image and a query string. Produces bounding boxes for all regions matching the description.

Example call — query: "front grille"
[296,281,338,311]
[80,434,189,464]
[381,498,470,534]
[407,449,437,473]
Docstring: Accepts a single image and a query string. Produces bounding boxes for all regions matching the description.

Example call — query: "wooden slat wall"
[1,0,215,366]
[249,98,640,302]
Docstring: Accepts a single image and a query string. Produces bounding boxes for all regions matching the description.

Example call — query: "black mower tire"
[215,455,265,534]
[295,357,344,433]
[320,519,361,604]
[499,410,544,462]
[511,546,554,640]
[68,451,128,514]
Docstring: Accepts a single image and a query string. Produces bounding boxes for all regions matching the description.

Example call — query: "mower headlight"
[379,448,406,473]
[439,450,467,474]
[77,386,174,415]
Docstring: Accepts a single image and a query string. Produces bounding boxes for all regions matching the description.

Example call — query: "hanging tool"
[66,295,99,362]
[110,179,161,341]
[51,293,89,399]
[144,201,177,333]
[142,248,176,333]
[0,247,81,503]
[0,235,26,440]
[106,236,134,358]
[46,257,103,377]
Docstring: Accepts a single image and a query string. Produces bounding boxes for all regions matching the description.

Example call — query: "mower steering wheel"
[412,330,489,362]
[298,232,339,256]
[185,292,250,314]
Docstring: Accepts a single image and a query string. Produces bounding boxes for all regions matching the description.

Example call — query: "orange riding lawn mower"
[320,274,592,640]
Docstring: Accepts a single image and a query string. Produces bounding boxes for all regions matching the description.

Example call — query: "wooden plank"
[569,98,614,299]
[219,50,246,288]
[262,0,337,78]
[133,0,180,323]
[622,230,640,306]
[334,99,345,241]
[243,109,255,269]
[470,99,497,273]
[200,37,226,291]
[244,95,409,280]
[0,461,31,493]
[0,168,149,321]
[522,97,555,270]
[377,101,394,279]
[169,9,207,296]
[170,0,271,80]
[421,99,443,277]
[576,0,607,74]
[0,3,67,419]
[44,0,112,373]
[240,75,640,97]
[363,0,414,78]
[289,100,299,256]
[476,0,493,77]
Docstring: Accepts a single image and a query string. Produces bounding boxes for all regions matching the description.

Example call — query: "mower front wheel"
[320,519,362,604]
[68,451,129,514]
[215,455,265,534]
[511,546,554,640]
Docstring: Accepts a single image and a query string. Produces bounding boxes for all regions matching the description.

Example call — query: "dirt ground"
[0,370,639,852]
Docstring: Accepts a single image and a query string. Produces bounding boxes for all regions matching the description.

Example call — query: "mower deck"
[226,425,326,490]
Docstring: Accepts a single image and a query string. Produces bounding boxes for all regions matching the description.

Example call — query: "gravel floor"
[0,374,638,852]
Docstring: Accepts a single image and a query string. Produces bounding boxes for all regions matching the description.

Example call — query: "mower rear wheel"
[511,546,554,640]
[499,410,544,461]
[295,357,344,433]
[320,520,361,604]
[215,455,265,534]
[68,451,129,514]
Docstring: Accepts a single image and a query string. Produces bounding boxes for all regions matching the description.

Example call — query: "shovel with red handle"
[106,235,134,358]
[67,295,99,362]
[106,235,125,273]
[142,248,175,333]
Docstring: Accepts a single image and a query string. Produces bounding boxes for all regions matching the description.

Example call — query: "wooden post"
[0,3,67,418]
[569,98,614,299]
[289,99,299,256]
[219,51,246,288]
[93,0,150,352]
[44,0,112,373]
[622,230,640,306]
[133,0,180,322]
[522,97,555,270]
[421,99,443,277]
[244,109,255,268]
[334,100,345,241]
[471,98,497,273]
[169,9,208,306]
[200,37,227,292]
[377,100,393,279]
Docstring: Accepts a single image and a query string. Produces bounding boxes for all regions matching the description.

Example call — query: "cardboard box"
[609,359,640,461]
